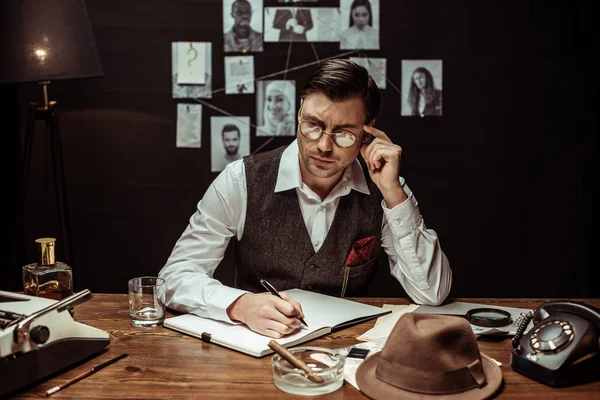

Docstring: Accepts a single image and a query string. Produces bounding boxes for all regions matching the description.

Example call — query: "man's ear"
[369,118,376,127]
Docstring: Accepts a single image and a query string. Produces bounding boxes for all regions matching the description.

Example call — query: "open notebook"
[163,288,390,357]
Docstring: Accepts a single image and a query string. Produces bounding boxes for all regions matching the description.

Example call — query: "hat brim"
[356,352,503,400]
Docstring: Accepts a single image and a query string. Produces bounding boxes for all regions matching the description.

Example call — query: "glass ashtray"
[271,346,345,396]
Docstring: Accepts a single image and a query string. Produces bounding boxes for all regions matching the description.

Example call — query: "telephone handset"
[510,300,600,386]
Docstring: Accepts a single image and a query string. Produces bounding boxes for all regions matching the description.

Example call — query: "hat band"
[375,356,487,395]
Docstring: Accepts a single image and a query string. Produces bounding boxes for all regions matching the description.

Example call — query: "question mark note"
[177,42,206,85]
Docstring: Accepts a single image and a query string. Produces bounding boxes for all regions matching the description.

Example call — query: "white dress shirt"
[159,140,452,323]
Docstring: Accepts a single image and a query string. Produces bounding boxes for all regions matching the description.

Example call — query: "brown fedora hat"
[356,313,503,399]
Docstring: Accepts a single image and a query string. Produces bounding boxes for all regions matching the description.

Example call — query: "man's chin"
[235,26,250,38]
[307,161,339,178]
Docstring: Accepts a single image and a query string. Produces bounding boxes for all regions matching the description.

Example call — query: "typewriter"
[0,289,110,397]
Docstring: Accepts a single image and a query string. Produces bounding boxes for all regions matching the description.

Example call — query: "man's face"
[223,130,240,155]
[232,2,252,37]
[297,92,367,180]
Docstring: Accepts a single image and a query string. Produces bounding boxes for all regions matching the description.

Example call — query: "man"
[224,0,263,52]
[160,59,452,338]
[213,124,243,172]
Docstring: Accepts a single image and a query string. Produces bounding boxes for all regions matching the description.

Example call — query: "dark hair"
[408,67,436,114]
[349,0,373,27]
[232,0,250,12]
[222,123,240,137]
[301,59,380,124]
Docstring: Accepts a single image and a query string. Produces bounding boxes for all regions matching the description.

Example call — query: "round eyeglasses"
[298,121,358,148]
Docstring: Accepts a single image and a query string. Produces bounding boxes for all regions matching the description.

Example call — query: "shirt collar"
[274,139,370,195]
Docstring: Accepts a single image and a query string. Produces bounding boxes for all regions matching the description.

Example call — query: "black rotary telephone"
[510,300,600,386]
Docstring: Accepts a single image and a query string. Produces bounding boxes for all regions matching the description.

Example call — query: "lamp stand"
[13,81,74,269]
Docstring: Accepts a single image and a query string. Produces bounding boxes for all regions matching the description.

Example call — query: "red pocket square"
[344,236,377,267]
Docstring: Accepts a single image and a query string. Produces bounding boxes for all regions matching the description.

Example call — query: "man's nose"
[317,132,334,152]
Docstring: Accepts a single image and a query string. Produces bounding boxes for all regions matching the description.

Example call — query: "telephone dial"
[510,300,600,386]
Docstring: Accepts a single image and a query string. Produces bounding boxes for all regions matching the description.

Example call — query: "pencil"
[260,279,308,327]
[45,353,128,396]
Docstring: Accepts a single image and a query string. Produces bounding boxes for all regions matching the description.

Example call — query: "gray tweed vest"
[235,145,384,297]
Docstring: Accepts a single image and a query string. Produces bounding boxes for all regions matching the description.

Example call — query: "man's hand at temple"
[360,125,408,208]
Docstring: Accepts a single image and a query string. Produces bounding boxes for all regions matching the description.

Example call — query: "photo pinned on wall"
[401,59,443,117]
[264,7,340,42]
[349,57,386,89]
[176,104,202,148]
[211,116,251,172]
[264,7,313,42]
[223,0,264,53]
[225,56,255,94]
[339,0,380,50]
[172,42,212,99]
[256,80,296,137]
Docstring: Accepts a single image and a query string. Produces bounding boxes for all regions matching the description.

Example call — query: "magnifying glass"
[466,308,512,328]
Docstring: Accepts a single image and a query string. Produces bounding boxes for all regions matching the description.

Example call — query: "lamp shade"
[0,0,103,83]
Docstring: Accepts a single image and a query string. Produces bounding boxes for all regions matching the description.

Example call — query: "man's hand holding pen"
[226,292,305,338]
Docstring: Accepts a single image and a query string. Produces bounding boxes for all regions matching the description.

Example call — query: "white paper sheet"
[176,103,202,148]
[336,338,387,391]
[356,304,419,342]
[225,56,255,94]
[177,42,206,84]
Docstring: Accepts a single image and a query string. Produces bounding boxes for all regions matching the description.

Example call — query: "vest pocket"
[340,258,377,297]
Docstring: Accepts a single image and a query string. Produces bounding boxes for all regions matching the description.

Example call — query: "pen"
[45,353,128,396]
[260,279,308,327]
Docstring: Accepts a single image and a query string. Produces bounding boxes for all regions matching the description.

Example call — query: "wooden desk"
[10,296,600,399]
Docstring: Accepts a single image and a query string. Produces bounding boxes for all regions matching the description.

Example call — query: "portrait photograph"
[255,80,296,137]
[263,7,313,42]
[401,59,443,117]
[223,0,264,53]
[211,116,251,172]
[339,0,380,50]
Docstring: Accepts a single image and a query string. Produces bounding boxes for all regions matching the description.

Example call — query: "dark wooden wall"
[2,0,597,298]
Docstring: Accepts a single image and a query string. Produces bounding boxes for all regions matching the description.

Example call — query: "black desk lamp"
[0,0,103,271]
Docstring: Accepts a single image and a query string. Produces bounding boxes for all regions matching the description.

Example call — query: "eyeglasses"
[298,121,358,148]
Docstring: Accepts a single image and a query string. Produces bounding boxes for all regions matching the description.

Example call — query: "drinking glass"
[128,276,165,328]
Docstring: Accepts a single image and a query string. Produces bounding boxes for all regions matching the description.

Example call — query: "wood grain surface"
[8,295,600,399]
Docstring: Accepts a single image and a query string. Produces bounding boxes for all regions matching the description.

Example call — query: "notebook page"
[283,289,389,329]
